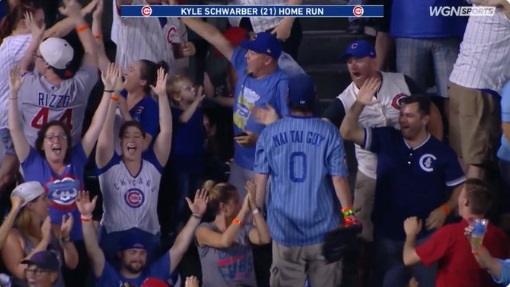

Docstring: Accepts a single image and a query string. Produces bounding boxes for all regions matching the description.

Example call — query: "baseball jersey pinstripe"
[97,151,163,235]
[338,72,410,179]
[254,116,348,246]
[17,65,98,146]
[449,8,510,92]
[229,0,285,32]
[0,34,32,129]
[112,0,176,74]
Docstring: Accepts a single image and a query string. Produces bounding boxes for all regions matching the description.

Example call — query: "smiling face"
[398,102,429,140]
[120,124,145,161]
[123,61,146,93]
[41,125,69,163]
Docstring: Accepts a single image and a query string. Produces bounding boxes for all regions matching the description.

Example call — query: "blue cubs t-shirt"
[230,47,289,170]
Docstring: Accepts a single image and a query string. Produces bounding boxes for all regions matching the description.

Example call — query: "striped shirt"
[112,0,177,73]
[254,116,348,246]
[449,8,510,93]
[97,150,163,235]
[0,34,32,130]
[18,65,98,147]
[229,0,286,32]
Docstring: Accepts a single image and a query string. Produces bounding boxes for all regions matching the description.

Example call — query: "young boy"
[402,178,510,287]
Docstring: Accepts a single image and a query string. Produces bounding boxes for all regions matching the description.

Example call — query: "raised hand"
[195,86,205,104]
[101,63,120,91]
[185,276,199,287]
[75,191,97,217]
[24,12,45,41]
[150,67,168,97]
[181,42,196,57]
[356,77,381,106]
[252,103,279,126]
[59,0,83,18]
[403,217,423,237]
[82,0,99,17]
[245,180,256,208]
[60,213,74,240]
[10,195,25,213]
[186,189,208,217]
[9,67,25,95]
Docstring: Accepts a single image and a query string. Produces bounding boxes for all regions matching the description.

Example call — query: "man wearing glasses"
[22,251,61,287]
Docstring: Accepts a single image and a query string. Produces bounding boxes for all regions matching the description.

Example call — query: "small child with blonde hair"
[164,75,206,231]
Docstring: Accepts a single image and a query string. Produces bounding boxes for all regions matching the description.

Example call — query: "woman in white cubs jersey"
[95,68,172,264]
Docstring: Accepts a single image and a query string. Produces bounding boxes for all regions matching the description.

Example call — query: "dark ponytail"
[138,59,170,94]
[0,1,42,45]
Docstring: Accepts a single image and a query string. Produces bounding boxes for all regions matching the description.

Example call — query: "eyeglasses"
[44,135,67,141]
[25,267,51,277]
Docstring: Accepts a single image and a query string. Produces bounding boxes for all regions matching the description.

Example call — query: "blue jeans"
[98,227,161,265]
[371,236,437,287]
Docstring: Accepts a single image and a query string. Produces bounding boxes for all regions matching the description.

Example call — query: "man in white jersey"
[17,0,99,147]
[448,0,510,180]
[322,40,444,286]
[112,0,195,74]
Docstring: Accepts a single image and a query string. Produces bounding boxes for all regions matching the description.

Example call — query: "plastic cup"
[469,218,488,251]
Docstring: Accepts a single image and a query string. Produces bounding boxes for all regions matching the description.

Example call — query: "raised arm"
[76,191,105,277]
[428,103,444,141]
[196,193,252,249]
[180,18,234,61]
[58,215,79,269]
[245,181,271,245]
[179,86,205,123]
[150,68,172,166]
[43,0,98,39]
[270,0,302,41]
[95,65,122,168]
[59,0,98,67]
[8,68,30,162]
[340,77,381,146]
[0,196,24,250]
[19,13,46,73]
[82,63,120,157]
[91,0,109,73]
[169,189,208,274]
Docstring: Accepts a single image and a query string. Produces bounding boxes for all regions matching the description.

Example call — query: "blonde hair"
[203,180,237,216]
[166,75,192,105]
[14,208,35,238]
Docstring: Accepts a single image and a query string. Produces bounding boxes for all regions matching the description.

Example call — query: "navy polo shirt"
[364,127,465,241]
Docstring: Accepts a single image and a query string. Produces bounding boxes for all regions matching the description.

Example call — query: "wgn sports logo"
[429,6,495,17]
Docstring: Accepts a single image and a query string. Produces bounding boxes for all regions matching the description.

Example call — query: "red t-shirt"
[416,220,509,287]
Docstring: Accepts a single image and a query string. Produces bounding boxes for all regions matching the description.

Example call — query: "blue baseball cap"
[21,251,60,272]
[240,32,282,60]
[288,74,316,107]
[119,232,146,251]
[341,40,376,60]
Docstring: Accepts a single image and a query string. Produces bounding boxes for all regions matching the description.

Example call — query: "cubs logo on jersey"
[391,93,407,110]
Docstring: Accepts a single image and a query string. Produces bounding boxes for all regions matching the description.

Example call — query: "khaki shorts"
[353,170,376,242]
[270,241,342,287]
[448,82,501,166]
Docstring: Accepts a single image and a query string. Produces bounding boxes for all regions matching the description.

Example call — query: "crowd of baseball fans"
[0,0,508,286]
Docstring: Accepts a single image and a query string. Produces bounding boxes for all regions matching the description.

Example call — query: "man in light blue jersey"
[254,74,354,287]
